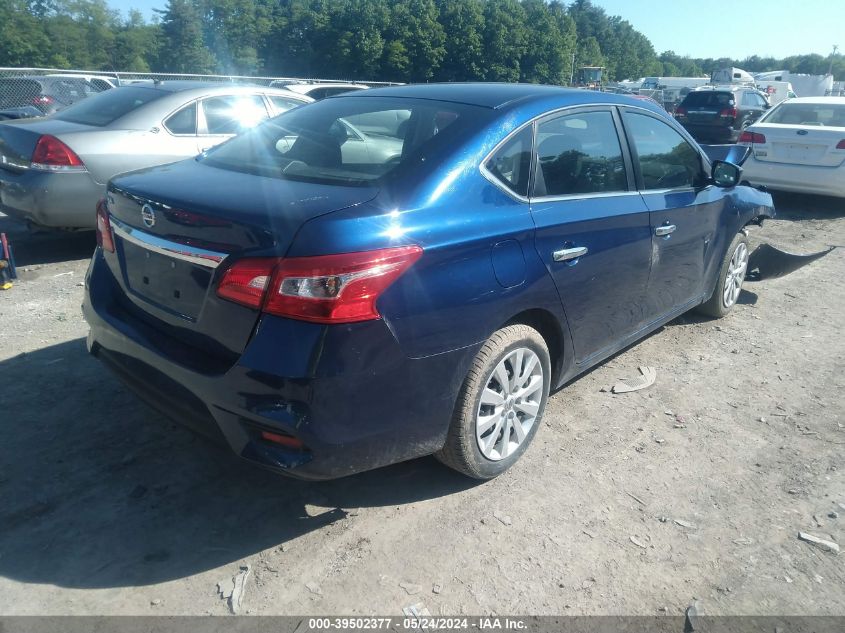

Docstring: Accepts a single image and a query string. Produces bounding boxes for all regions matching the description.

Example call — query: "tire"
[697,232,749,318]
[436,324,551,479]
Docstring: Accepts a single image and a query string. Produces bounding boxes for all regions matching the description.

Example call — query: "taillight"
[719,107,738,119]
[216,258,277,309]
[95,199,115,253]
[32,95,54,106]
[837,140,845,150]
[738,131,766,144]
[216,245,423,324]
[675,106,687,117]
[31,135,85,171]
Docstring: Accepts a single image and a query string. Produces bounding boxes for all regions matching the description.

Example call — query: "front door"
[530,108,653,364]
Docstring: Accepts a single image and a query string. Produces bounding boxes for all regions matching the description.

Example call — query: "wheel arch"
[503,308,566,388]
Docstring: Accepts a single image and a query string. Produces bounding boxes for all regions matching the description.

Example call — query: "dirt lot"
[0,193,843,617]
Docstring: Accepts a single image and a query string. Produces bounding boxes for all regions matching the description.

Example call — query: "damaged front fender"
[746,243,836,281]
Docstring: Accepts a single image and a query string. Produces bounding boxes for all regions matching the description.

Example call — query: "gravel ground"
[0,192,843,616]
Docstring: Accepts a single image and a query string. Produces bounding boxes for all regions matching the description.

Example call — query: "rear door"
[529,107,653,363]
[197,94,271,152]
[621,109,725,316]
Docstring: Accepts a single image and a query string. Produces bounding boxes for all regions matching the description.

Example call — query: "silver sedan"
[0,82,313,229]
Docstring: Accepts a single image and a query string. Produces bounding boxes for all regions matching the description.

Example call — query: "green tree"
[157,0,216,73]
[435,0,484,81]
[482,0,527,82]
[380,0,445,82]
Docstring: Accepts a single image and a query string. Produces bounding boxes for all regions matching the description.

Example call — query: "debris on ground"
[403,602,432,618]
[217,565,252,614]
[493,510,512,526]
[612,366,657,394]
[828,511,839,519]
[399,582,422,595]
[304,581,323,596]
[674,519,696,529]
[797,532,840,554]
[432,584,442,594]
[685,600,702,632]
[629,536,648,549]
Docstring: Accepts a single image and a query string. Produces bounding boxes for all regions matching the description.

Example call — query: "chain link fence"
[0,67,399,119]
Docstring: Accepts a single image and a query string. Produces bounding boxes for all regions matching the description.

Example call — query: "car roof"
[343,82,656,111]
[284,83,369,93]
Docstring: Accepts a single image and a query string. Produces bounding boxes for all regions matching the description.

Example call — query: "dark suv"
[674,87,770,143]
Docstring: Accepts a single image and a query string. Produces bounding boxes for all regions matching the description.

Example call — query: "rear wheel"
[436,324,551,479]
[697,232,749,318]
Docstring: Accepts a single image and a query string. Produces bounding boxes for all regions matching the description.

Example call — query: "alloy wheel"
[476,347,544,461]
[723,241,749,308]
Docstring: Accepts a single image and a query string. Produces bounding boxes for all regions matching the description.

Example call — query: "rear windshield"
[200,96,493,186]
[764,102,845,127]
[681,92,735,107]
[54,86,165,126]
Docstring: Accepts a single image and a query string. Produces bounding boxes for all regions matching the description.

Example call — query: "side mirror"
[712,160,742,188]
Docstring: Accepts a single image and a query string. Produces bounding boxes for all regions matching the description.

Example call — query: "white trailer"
[753,71,834,97]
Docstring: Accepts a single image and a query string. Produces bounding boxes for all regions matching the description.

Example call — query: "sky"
[108,0,844,61]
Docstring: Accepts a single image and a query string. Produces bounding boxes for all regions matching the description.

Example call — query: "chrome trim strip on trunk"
[109,215,227,269]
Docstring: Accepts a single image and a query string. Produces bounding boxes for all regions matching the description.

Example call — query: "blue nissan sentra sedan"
[83,83,774,480]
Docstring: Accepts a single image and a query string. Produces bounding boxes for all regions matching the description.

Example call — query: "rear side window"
[201,95,269,134]
[268,95,307,114]
[535,111,626,197]
[625,113,703,190]
[164,102,197,135]
[55,86,165,126]
[485,126,533,197]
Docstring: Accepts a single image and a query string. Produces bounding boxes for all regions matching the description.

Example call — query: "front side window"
[484,126,533,197]
[201,95,269,135]
[625,112,704,190]
[535,111,626,197]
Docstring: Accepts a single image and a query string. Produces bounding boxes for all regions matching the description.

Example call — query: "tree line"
[1,0,842,83]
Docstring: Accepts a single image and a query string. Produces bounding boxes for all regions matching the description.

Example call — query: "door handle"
[655,224,676,237]
[553,246,588,262]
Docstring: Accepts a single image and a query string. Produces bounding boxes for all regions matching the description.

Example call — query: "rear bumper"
[681,123,739,143]
[0,167,102,229]
[741,156,845,198]
[82,248,475,480]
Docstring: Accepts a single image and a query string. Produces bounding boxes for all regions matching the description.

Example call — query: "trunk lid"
[0,118,96,171]
[744,124,845,167]
[104,158,378,359]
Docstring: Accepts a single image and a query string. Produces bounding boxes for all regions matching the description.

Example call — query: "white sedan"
[738,96,845,198]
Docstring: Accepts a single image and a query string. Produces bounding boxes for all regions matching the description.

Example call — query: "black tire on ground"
[697,231,749,318]
[436,324,551,479]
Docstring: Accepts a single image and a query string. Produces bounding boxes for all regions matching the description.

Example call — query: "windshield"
[763,102,845,127]
[55,86,165,126]
[199,96,493,186]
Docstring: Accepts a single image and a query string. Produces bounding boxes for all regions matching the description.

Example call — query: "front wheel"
[436,324,551,479]
[697,232,749,318]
